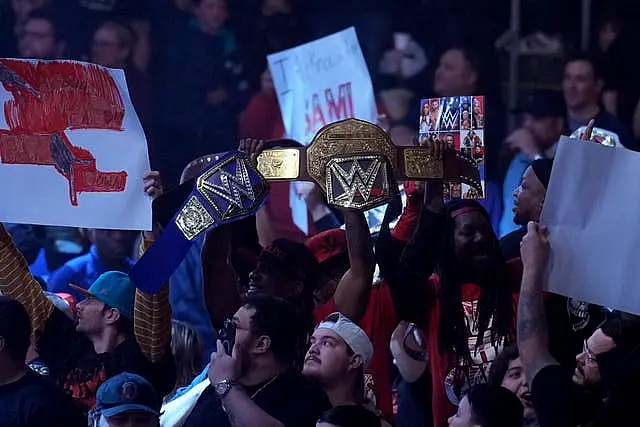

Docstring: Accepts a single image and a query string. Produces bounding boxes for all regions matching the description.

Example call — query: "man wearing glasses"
[518,222,640,427]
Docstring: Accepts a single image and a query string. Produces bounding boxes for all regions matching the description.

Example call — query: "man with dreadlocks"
[378,138,520,427]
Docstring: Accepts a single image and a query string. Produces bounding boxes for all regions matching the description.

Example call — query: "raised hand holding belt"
[255,118,482,211]
[163,119,481,214]
[129,151,268,294]
[132,119,481,294]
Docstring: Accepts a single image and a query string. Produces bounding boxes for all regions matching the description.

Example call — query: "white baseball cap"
[317,312,374,367]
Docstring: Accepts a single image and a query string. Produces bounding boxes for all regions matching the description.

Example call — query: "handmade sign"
[0,59,151,230]
[541,136,640,315]
[268,28,377,234]
[267,27,377,145]
[418,96,485,199]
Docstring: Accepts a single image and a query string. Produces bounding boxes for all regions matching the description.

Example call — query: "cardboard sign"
[542,136,640,314]
[0,59,151,230]
[268,28,377,234]
[268,27,377,145]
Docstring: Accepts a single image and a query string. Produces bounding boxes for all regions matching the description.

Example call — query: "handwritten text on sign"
[268,27,376,144]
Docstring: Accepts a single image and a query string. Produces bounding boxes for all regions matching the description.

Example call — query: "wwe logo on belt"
[325,155,390,211]
[198,157,262,219]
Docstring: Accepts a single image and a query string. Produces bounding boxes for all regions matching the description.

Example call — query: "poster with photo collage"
[417,96,485,200]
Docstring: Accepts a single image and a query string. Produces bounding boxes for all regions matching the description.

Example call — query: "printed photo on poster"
[460,96,472,130]
[439,96,460,132]
[472,96,484,129]
[441,132,460,150]
[428,98,442,131]
[461,129,485,164]
[462,184,482,199]
[417,96,485,200]
[419,101,433,133]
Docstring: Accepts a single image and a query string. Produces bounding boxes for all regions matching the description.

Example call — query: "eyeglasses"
[582,339,598,363]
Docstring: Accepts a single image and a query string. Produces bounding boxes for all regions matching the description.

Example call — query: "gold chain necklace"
[249,374,280,400]
[221,374,280,414]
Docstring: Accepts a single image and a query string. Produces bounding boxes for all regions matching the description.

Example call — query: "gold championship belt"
[134,119,480,294]
[182,119,482,212]
[256,118,481,211]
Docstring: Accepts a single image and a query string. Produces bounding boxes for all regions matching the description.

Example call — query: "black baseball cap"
[513,91,566,119]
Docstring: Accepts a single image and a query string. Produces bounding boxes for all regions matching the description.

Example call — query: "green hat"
[69,272,135,319]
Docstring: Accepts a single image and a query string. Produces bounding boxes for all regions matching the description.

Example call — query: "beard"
[237,347,252,379]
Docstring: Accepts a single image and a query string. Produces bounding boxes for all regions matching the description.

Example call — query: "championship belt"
[256,118,482,211]
[129,151,268,294]
[131,119,481,294]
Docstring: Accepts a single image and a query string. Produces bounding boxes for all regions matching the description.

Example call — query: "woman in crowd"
[488,345,537,427]
[166,320,203,402]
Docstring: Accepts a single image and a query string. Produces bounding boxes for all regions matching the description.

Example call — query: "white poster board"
[267,27,377,144]
[0,59,151,230]
[541,136,640,314]
[267,28,377,233]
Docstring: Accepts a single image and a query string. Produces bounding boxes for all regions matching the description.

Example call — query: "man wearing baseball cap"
[500,90,566,237]
[303,312,390,425]
[92,372,161,427]
[500,91,566,237]
[0,173,175,413]
[304,228,350,306]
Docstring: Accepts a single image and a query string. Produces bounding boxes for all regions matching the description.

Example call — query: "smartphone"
[219,319,236,356]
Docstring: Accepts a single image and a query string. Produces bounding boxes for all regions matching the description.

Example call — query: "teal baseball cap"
[96,372,161,418]
[69,271,135,319]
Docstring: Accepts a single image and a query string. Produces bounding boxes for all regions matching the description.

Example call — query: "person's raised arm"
[332,210,375,323]
[202,225,241,330]
[517,221,558,383]
[379,138,445,323]
[134,171,172,363]
[201,138,266,330]
[0,224,53,338]
[398,178,445,280]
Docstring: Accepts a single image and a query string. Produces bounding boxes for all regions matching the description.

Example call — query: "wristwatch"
[213,378,234,398]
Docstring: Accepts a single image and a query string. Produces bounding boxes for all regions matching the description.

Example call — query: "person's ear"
[348,354,364,371]
[254,335,271,355]
[595,77,605,94]
[103,307,121,326]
